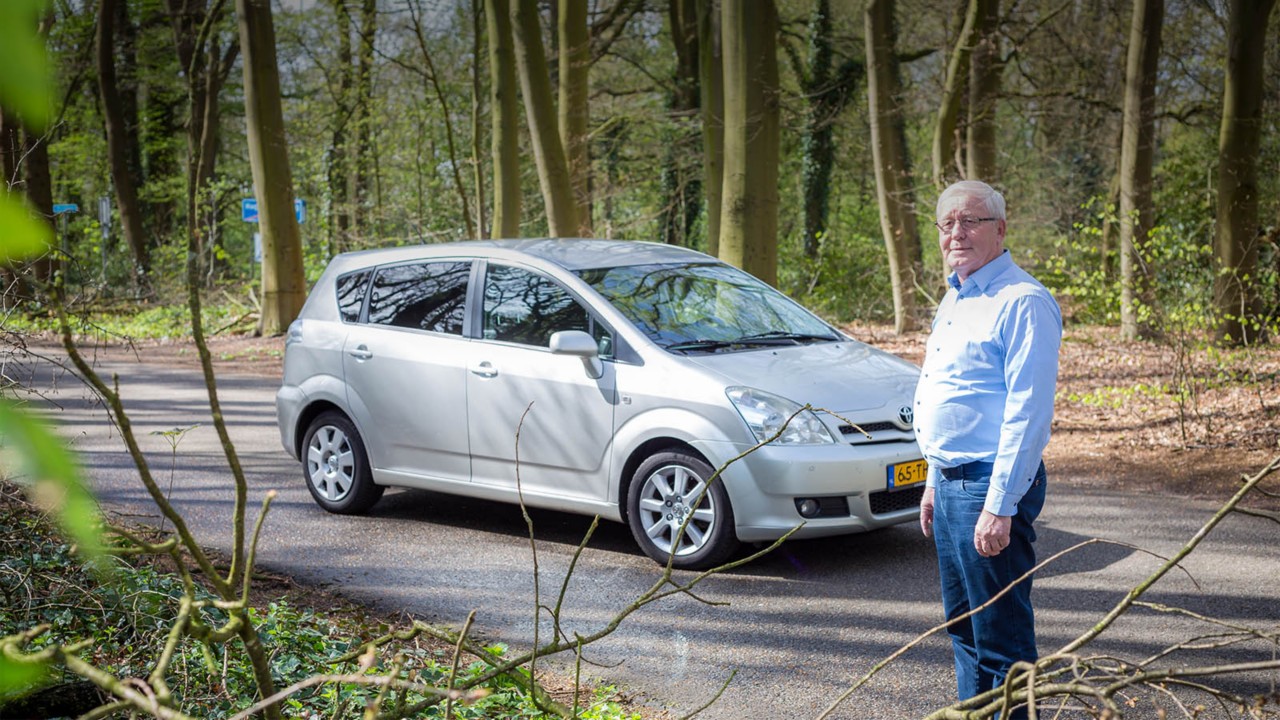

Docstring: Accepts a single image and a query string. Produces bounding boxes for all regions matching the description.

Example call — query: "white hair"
[937,181,1006,220]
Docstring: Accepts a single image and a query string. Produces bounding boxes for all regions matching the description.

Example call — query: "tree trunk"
[511,0,578,237]
[866,0,923,334]
[931,0,980,189]
[329,0,353,252]
[966,0,1000,181]
[698,0,723,257]
[558,0,592,235]
[471,0,488,238]
[1118,0,1163,340]
[97,0,151,287]
[486,0,521,237]
[801,0,861,259]
[236,0,307,339]
[1214,0,1276,345]
[718,0,779,285]
[352,0,377,240]
[660,0,701,247]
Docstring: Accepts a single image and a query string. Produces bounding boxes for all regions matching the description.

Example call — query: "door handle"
[470,361,498,378]
[349,345,373,361]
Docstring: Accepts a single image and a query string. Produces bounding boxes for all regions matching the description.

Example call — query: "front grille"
[839,421,898,435]
[869,485,924,515]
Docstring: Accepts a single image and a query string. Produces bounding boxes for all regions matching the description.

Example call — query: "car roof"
[326,238,717,274]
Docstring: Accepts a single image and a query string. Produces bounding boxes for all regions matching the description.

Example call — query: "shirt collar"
[947,249,1013,293]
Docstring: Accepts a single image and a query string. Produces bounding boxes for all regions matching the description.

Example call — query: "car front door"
[466,263,618,503]
[343,260,473,484]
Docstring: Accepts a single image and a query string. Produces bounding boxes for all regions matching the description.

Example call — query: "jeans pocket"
[959,477,990,501]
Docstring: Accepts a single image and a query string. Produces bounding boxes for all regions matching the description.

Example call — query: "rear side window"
[336,270,370,323]
[367,261,470,334]
[482,264,595,347]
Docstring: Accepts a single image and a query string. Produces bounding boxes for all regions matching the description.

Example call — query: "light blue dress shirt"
[913,250,1062,516]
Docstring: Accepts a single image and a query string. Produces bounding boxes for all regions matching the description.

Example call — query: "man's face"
[936,193,1006,280]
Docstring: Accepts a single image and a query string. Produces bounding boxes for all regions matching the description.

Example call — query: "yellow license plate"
[887,459,928,490]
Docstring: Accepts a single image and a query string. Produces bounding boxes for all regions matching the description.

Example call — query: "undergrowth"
[0,483,641,719]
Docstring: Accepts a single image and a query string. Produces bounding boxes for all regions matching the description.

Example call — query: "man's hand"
[920,487,935,537]
[974,510,1012,557]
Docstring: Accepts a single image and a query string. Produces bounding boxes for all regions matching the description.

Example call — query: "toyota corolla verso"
[276,239,925,569]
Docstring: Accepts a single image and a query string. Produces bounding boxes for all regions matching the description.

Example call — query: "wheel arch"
[294,400,352,458]
[617,438,712,526]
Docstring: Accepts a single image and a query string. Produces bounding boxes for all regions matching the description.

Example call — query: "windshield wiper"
[665,338,737,353]
[734,331,840,344]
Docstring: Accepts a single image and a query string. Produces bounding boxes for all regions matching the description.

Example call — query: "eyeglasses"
[934,216,998,234]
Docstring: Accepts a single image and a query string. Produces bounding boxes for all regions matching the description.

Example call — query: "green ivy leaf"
[0,195,52,264]
[0,399,105,564]
[0,0,51,132]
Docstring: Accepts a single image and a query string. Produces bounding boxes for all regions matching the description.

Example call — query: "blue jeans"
[934,461,1046,719]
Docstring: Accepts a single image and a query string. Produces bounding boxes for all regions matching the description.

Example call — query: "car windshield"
[577,262,840,354]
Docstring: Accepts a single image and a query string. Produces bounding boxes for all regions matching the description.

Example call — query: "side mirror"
[550,330,603,379]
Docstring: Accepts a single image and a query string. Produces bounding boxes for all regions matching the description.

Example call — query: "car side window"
[483,265,611,354]
[336,270,370,323]
[368,261,469,334]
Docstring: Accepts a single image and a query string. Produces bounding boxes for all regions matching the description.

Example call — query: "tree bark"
[931,0,980,189]
[866,0,923,333]
[660,0,701,247]
[966,0,1000,181]
[97,0,151,286]
[471,0,488,238]
[1214,0,1276,344]
[1118,0,1163,340]
[352,0,377,240]
[558,0,592,235]
[511,0,578,237]
[486,0,521,237]
[236,0,307,339]
[718,0,779,285]
[697,0,723,257]
[329,0,353,252]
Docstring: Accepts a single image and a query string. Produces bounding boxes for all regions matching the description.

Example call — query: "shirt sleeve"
[984,292,1061,516]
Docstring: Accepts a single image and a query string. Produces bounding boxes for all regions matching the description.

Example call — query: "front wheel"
[627,451,739,569]
[302,411,384,514]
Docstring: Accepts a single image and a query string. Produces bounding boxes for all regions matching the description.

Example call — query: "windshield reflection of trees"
[580,263,829,349]
[368,262,468,334]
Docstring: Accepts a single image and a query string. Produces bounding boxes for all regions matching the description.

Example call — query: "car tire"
[627,451,740,569]
[302,411,384,514]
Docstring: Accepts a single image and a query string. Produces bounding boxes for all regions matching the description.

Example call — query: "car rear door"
[466,262,617,503]
[342,260,474,483]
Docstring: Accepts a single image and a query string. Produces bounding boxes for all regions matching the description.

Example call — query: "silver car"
[276,239,925,569]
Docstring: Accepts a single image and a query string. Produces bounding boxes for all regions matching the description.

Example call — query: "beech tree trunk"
[558,0,592,235]
[236,0,306,338]
[966,0,1000,181]
[931,0,980,188]
[697,0,723,257]
[866,0,923,333]
[660,0,701,247]
[511,0,578,237]
[486,0,521,237]
[97,0,151,286]
[717,0,779,285]
[1118,0,1163,340]
[1214,0,1276,344]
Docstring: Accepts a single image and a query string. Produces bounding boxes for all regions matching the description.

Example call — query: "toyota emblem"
[898,405,914,425]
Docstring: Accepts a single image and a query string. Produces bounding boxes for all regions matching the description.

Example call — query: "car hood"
[684,340,921,413]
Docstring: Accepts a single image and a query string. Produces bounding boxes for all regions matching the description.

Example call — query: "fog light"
[796,498,821,518]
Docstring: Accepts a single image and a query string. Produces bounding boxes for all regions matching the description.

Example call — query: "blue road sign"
[53,203,79,215]
[241,198,305,224]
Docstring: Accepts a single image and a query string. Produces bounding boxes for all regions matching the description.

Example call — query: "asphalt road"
[17,350,1280,719]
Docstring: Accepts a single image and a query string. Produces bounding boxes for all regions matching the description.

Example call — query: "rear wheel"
[627,451,739,569]
[302,411,384,514]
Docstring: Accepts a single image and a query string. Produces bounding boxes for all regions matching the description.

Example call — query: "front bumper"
[692,439,924,542]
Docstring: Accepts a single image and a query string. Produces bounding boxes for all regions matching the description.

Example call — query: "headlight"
[726,386,836,445]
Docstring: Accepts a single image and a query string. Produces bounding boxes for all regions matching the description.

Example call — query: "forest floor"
[63,322,1280,507]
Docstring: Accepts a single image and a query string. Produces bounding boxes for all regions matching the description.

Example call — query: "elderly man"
[914,180,1062,716]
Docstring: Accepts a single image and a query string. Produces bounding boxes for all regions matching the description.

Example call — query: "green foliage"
[0,486,640,718]
[0,0,51,132]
